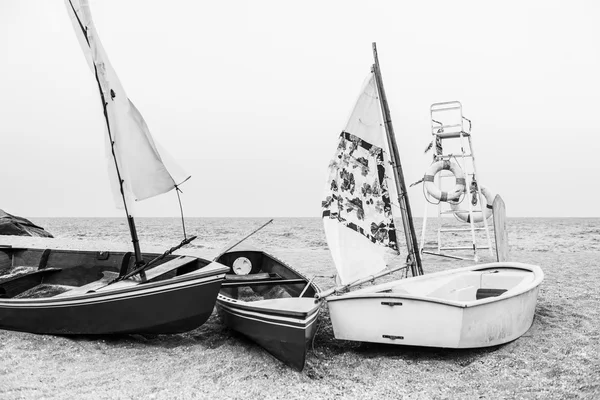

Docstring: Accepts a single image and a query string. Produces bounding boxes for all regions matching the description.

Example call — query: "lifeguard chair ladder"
[419,101,494,262]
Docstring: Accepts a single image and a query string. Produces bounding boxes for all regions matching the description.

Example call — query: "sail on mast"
[322,43,424,288]
[322,74,400,285]
[65,0,190,210]
[65,0,190,266]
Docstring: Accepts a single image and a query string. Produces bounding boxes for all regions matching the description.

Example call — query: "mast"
[67,1,144,267]
[371,42,423,276]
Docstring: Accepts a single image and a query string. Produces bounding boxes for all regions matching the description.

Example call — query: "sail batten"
[322,74,400,285]
[65,0,190,212]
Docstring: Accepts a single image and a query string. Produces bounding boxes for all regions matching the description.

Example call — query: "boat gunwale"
[324,262,544,308]
[0,267,228,306]
[216,290,321,320]
[217,297,321,327]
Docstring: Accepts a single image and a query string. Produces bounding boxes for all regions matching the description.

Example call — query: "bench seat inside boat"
[222,272,306,287]
[249,297,318,313]
[225,272,272,281]
[0,267,63,298]
[54,271,121,297]
[142,256,197,282]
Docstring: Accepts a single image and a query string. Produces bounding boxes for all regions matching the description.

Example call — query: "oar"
[105,235,197,286]
[212,219,274,261]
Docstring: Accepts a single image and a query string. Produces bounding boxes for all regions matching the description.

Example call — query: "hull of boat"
[0,272,224,335]
[215,245,321,370]
[0,246,228,335]
[326,262,543,348]
[217,296,320,371]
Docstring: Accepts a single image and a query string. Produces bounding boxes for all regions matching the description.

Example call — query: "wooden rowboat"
[215,245,321,371]
[0,246,228,335]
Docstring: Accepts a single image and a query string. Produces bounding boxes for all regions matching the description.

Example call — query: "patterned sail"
[65,0,190,212]
[322,73,399,285]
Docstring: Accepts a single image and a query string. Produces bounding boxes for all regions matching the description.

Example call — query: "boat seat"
[250,297,319,314]
[476,288,507,300]
[54,271,120,297]
[0,268,62,298]
[222,275,306,287]
[225,272,271,281]
[142,256,197,283]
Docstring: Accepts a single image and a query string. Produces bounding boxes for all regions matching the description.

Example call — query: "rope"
[409,178,423,188]
[175,185,187,240]
[310,305,324,355]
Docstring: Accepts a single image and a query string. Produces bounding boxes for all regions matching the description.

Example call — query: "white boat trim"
[218,304,320,330]
[326,262,543,308]
[217,295,321,327]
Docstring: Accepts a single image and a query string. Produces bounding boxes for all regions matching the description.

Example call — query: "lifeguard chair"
[418,101,494,262]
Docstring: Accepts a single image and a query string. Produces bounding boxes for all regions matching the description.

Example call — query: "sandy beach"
[1,219,599,399]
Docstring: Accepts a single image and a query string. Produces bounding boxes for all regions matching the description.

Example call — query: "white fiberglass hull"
[326,262,543,348]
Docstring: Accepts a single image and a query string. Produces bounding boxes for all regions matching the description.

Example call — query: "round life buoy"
[451,186,494,223]
[423,160,466,202]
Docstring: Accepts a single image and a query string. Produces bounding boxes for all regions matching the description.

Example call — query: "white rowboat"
[327,262,543,348]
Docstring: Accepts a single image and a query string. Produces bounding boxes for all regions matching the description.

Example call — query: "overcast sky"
[0,0,598,218]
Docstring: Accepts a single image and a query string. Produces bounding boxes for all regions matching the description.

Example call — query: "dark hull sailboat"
[0,0,233,337]
[215,245,320,371]
[0,246,228,334]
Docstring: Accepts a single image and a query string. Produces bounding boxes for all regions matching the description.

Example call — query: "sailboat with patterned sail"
[320,43,423,295]
[0,0,228,336]
[322,81,402,286]
[316,43,544,349]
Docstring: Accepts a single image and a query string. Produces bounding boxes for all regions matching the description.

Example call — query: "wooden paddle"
[492,195,509,262]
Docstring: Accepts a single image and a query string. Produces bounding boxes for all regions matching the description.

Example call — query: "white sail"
[322,73,399,285]
[65,0,190,212]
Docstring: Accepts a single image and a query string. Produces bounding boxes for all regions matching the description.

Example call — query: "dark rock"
[0,209,53,238]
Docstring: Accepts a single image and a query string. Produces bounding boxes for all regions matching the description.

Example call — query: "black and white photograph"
[0,0,598,399]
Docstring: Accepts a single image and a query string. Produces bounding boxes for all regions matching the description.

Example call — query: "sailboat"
[316,43,544,348]
[0,0,229,335]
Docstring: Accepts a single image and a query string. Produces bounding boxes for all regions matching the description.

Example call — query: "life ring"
[451,186,494,223]
[423,160,466,202]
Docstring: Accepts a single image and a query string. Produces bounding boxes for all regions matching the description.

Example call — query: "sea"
[7,216,599,287]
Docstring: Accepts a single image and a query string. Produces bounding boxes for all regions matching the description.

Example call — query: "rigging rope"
[175,185,187,240]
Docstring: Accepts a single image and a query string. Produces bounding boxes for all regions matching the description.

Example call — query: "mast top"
[372,42,379,64]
